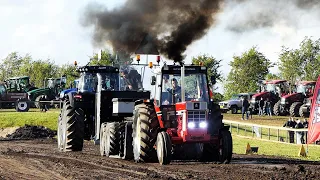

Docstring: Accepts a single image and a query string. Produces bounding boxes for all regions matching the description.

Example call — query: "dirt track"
[0,139,319,180]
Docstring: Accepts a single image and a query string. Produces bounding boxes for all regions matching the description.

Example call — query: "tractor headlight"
[199,121,207,128]
[188,122,196,129]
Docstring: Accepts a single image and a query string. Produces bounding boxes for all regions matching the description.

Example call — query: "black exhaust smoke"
[81,0,223,64]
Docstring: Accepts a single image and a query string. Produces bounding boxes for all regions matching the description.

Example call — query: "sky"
[1,0,320,93]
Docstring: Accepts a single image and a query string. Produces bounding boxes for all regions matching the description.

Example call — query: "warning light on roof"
[199,62,203,66]
[149,62,153,68]
[156,55,160,64]
[74,61,77,66]
[136,54,140,63]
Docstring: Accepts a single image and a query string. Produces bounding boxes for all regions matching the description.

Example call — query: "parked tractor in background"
[0,76,37,112]
[278,81,316,117]
[250,80,290,115]
[28,76,67,108]
[299,97,312,118]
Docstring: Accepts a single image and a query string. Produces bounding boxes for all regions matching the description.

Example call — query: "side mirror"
[210,76,216,85]
[151,76,156,85]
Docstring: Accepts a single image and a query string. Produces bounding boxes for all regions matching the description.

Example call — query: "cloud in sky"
[1,0,320,93]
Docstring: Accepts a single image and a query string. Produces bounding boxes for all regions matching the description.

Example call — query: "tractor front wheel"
[219,130,233,164]
[15,99,30,112]
[156,131,172,165]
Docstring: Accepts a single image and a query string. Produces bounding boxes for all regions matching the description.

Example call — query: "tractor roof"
[297,81,316,85]
[77,66,119,73]
[162,65,207,74]
[265,80,287,84]
[8,76,29,80]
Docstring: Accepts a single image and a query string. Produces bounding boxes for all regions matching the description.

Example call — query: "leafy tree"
[89,49,133,66]
[265,73,281,80]
[212,92,224,102]
[278,37,320,84]
[192,54,223,84]
[0,52,32,80]
[224,47,272,99]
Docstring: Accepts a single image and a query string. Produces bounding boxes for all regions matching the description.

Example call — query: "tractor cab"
[152,65,211,130]
[264,80,290,97]
[295,81,316,97]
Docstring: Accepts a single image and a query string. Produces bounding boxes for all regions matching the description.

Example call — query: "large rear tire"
[289,102,302,117]
[219,130,232,164]
[156,131,172,165]
[132,103,160,163]
[273,101,281,116]
[104,122,120,156]
[58,100,85,151]
[299,104,309,118]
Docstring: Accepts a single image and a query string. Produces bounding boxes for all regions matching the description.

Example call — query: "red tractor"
[250,80,290,115]
[277,81,316,117]
[136,63,232,164]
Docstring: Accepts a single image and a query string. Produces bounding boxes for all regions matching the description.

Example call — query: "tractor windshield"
[47,79,54,88]
[266,84,276,92]
[98,73,119,91]
[78,73,97,92]
[297,84,306,93]
[161,73,209,105]
[19,77,30,87]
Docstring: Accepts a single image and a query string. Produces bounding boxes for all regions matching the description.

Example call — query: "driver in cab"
[163,78,181,105]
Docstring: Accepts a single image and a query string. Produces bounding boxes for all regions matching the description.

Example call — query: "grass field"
[0,108,319,161]
[0,108,60,131]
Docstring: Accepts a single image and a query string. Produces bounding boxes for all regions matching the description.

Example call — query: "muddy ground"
[0,137,319,180]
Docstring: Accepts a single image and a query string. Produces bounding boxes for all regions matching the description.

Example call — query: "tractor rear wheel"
[58,100,85,151]
[132,103,160,163]
[156,131,172,165]
[219,130,232,164]
[121,122,134,160]
[99,123,107,156]
[104,122,120,156]
[15,99,30,112]
[289,102,302,117]
[273,101,281,116]
[299,104,309,117]
[34,95,42,109]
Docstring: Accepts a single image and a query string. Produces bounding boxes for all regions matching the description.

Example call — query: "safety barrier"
[222,119,311,144]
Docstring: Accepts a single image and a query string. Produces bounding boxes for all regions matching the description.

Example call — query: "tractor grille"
[187,111,206,123]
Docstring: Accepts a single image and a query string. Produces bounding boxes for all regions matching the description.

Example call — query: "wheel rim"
[105,126,111,156]
[157,134,163,164]
[18,102,27,111]
[100,125,105,156]
[133,117,141,161]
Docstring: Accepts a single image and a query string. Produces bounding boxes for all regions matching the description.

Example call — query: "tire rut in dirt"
[132,103,159,163]
[289,102,302,117]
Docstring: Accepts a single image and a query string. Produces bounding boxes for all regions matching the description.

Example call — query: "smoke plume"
[224,0,320,33]
[81,0,223,64]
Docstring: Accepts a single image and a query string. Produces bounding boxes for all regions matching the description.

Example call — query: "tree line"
[1,36,319,101]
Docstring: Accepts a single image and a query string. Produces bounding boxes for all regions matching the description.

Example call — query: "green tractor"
[5,76,37,93]
[28,75,67,108]
[0,76,37,112]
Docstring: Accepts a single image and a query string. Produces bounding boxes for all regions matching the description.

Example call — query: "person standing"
[258,97,265,116]
[242,96,250,120]
[265,98,272,117]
